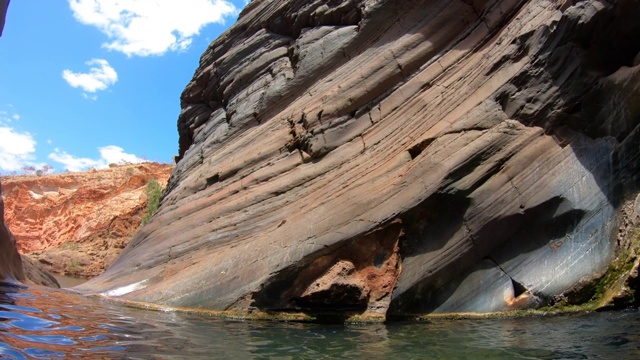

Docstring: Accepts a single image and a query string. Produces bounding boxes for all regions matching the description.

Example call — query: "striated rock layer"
[1,178,57,287]
[80,0,640,319]
[0,178,25,283]
[2,163,172,277]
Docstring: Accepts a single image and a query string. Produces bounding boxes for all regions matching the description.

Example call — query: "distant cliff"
[2,163,173,277]
[0,178,25,283]
[79,0,640,320]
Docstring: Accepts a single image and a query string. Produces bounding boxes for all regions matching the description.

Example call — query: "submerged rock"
[80,0,640,319]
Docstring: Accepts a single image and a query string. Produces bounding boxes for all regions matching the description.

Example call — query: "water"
[1,282,639,359]
[51,274,88,289]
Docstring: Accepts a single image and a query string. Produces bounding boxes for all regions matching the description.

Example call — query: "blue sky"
[0,0,247,173]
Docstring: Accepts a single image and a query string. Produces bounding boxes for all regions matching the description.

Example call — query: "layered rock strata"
[2,163,172,277]
[81,0,640,319]
[0,178,25,282]
[1,179,57,287]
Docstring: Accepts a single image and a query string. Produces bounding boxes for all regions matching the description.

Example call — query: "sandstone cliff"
[1,178,57,287]
[2,163,173,277]
[0,178,25,283]
[80,0,640,319]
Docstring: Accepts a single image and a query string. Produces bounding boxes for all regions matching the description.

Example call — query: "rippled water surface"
[1,282,639,359]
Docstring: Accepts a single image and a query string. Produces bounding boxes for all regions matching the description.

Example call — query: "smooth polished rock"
[80,0,640,318]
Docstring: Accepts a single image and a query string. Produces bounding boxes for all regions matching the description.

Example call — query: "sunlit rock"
[80,0,640,318]
[0,179,25,283]
[2,163,172,277]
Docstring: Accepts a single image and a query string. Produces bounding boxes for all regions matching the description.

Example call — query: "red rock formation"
[79,0,640,319]
[2,163,172,277]
[3,176,58,287]
[0,177,25,283]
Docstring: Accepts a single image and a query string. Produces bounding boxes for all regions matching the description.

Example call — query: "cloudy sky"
[0,0,247,173]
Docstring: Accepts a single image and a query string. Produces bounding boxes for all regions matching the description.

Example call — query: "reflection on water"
[1,282,639,359]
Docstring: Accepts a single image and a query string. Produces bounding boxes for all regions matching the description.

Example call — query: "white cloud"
[48,149,101,172]
[0,109,41,172]
[99,145,146,164]
[62,58,118,95]
[0,126,38,172]
[68,0,237,57]
[82,93,98,101]
[0,110,17,123]
[48,145,146,172]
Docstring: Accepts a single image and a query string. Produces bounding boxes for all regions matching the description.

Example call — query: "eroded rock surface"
[2,163,172,277]
[80,0,640,319]
[0,178,25,283]
[2,178,58,287]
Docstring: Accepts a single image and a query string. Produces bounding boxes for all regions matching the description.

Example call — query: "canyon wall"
[0,178,25,283]
[2,178,57,287]
[2,163,173,277]
[80,0,640,319]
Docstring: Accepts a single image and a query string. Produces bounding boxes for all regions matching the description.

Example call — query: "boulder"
[20,255,60,288]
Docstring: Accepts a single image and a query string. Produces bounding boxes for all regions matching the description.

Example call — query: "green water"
[51,274,88,288]
[0,282,638,359]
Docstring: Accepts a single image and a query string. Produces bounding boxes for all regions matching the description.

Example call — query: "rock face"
[0,0,9,37]
[80,0,640,319]
[2,163,173,277]
[1,179,58,287]
[0,178,25,283]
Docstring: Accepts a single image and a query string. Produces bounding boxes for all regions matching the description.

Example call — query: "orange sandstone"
[1,163,172,277]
